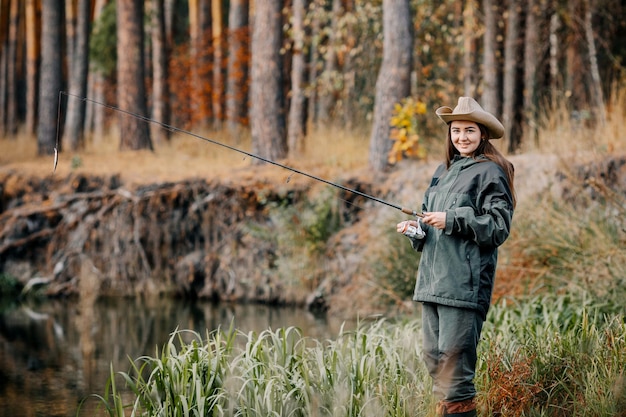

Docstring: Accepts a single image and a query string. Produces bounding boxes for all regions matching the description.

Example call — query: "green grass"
[90,296,625,417]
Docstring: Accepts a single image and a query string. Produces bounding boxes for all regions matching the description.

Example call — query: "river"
[0,296,347,417]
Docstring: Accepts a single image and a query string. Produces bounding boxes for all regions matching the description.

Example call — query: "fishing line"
[57,91,423,218]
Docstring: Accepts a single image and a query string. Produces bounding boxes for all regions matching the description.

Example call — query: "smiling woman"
[397,97,515,417]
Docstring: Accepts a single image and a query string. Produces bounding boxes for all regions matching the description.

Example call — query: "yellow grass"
[1,90,625,186]
[524,89,626,158]
[0,125,373,186]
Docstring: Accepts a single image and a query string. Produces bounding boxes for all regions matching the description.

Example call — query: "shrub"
[478,296,626,416]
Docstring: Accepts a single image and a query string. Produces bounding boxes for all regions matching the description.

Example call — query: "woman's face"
[450,120,482,157]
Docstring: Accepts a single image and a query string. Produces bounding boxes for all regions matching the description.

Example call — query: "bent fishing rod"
[57,91,423,218]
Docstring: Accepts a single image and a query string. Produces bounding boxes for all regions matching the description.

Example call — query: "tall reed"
[92,297,625,417]
[91,319,435,417]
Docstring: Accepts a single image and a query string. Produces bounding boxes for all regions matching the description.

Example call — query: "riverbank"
[2,129,625,318]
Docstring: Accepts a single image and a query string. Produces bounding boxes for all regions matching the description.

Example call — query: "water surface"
[0,297,345,417]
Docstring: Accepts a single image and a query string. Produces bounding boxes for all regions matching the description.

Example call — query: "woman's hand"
[397,220,418,234]
[422,211,446,230]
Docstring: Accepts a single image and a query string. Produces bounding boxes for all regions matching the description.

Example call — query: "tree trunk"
[549,4,560,107]
[368,0,412,172]
[307,0,322,125]
[523,0,539,145]
[250,0,286,162]
[0,1,8,137]
[64,0,91,151]
[5,0,19,136]
[317,0,340,125]
[164,0,175,45]
[116,0,152,151]
[462,0,477,96]
[287,0,308,156]
[583,0,606,125]
[565,0,584,112]
[502,0,521,151]
[151,0,171,143]
[212,0,224,127]
[481,0,499,115]
[85,0,106,141]
[65,0,75,66]
[341,0,357,129]
[37,0,63,155]
[189,0,212,125]
[25,0,39,135]
[226,0,249,138]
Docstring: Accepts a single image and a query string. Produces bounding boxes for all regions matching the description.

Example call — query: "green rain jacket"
[411,155,514,319]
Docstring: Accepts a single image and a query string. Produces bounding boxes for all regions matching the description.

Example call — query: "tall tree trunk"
[164,0,175,45]
[5,0,19,136]
[151,0,171,143]
[64,0,91,151]
[0,0,8,137]
[212,0,224,127]
[341,0,357,129]
[481,0,499,115]
[25,0,39,135]
[287,0,308,156]
[117,0,152,150]
[502,0,521,151]
[37,0,63,155]
[565,0,584,112]
[317,0,340,125]
[85,0,106,141]
[548,3,560,107]
[307,0,322,125]
[523,0,539,145]
[226,0,249,138]
[189,0,212,125]
[583,0,606,125]
[65,0,75,66]
[368,0,412,172]
[250,0,286,162]
[462,0,476,96]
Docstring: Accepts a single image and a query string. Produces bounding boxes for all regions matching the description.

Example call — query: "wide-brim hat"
[435,97,504,139]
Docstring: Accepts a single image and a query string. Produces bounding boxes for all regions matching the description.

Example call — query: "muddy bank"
[0,168,371,312]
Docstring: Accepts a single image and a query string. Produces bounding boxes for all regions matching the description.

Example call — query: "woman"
[397,97,516,417]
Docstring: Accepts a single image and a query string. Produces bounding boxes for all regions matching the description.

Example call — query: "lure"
[53,147,58,173]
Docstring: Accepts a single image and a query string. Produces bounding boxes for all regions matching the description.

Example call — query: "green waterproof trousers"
[421,302,484,403]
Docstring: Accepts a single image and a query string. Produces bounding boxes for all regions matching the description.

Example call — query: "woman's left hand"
[422,211,446,230]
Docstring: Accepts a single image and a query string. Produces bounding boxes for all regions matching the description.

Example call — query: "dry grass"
[3,89,624,188]
[525,88,626,157]
[0,125,372,187]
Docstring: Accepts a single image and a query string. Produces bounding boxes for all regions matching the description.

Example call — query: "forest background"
[1,0,624,164]
[2,2,626,415]
[0,0,625,313]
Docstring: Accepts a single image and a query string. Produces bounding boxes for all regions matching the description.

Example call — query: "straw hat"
[435,97,504,139]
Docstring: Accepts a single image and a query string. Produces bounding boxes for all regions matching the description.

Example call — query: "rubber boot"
[436,399,477,417]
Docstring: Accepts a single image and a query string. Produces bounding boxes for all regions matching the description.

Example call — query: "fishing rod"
[57,91,423,218]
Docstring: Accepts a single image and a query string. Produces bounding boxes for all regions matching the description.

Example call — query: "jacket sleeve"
[444,173,514,248]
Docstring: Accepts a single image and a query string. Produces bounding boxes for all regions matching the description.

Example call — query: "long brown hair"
[445,123,517,207]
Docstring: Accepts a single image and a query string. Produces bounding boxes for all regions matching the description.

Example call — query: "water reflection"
[0,297,346,417]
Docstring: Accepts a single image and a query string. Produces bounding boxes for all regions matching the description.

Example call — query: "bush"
[498,156,626,313]
[478,295,626,416]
